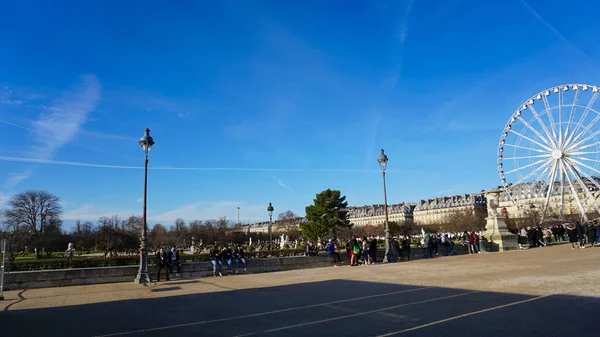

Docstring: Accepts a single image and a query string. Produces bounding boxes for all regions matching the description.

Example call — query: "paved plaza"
[1,244,599,336]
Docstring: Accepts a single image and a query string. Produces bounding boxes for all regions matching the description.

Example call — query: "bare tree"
[1,190,62,259]
[276,210,301,240]
[170,218,188,247]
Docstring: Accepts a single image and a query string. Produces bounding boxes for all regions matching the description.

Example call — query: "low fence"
[4,245,473,290]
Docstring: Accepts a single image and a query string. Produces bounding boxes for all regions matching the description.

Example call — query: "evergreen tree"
[302,189,351,241]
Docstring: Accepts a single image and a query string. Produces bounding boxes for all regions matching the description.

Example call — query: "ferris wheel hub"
[551,149,564,160]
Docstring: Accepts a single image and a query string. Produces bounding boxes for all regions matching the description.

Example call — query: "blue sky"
[1,0,600,228]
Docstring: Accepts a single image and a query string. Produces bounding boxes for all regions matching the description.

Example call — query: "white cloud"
[62,200,271,224]
[136,196,144,203]
[0,155,387,172]
[4,75,102,188]
[30,75,101,160]
[520,1,599,67]
[62,205,136,222]
[270,174,293,191]
[399,0,415,44]
[150,201,268,223]
[0,191,9,209]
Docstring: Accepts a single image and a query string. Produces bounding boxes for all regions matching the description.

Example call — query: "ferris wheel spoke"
[560,161,589,222]
[572,141,600,152]
[527,103,557,148]
[567,91,599,146]
[566,158,600,189]
[572,159,600,206]
[569,150,600,156]
[565,159,600,196]
[508,130,554,152]
[515,116,555,148]
[567,126,600,153]
[542,161,559,219]
[558,89,564,145]
[574,157,600,164]
[542,93,559,139]
[512,158,553,188]
[565,161,600,213]
[502,154,552,160]
[559,163,566,220]
[562,162,597,220]
[565,156,600,179]
[561,161,589,221]
[565,114,600,151]
[503,143,548,154]
[504,157,552,175]
[563,88,580,142]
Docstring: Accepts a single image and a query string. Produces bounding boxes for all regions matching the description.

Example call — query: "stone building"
[413,193,487,225]
[346,203,414,226]
[247,218,305,234]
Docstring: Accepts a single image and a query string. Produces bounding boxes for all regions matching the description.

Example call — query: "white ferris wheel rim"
[498,83,600,222]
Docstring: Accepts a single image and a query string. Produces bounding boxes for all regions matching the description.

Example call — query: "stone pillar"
[484,188,518,251]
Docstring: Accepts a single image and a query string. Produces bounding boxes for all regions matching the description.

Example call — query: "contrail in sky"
[0,156,397,173]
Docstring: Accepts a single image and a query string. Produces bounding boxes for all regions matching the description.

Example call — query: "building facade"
[346,203,414,226]
[413,193,487,225]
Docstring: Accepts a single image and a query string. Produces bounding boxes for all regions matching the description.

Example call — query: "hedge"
[9,249,312,271]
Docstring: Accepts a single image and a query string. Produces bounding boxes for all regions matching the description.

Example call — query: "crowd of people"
[209,245,247,277]
[155,246,182,281]
[519,221,600,249]
[322,235,413,267]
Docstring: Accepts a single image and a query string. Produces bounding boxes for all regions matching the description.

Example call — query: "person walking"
[326,239,341,267]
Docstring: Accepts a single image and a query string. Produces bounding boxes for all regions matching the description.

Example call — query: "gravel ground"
[0,243,598,336]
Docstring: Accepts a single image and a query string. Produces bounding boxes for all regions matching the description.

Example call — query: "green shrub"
[10,249,310,271]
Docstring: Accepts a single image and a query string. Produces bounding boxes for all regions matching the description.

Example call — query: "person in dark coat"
[392,238,401,262]
[401,236,411,261]
[586,223,596,246]
[168,246,181,278]
[234,245,247,273]
[210,245,223,277]
[156,247,170,281]
[567,223,579,249]
[369,235,378,264]
[576,222,586,248]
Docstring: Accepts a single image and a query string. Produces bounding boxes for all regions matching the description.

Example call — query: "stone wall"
[4,246,472,291]
[4,255,339,290]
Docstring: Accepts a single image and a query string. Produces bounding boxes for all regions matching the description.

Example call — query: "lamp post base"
[134,271,151,285]
[135,244,150,285]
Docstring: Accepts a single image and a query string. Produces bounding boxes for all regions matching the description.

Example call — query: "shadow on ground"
[0,279,597,337]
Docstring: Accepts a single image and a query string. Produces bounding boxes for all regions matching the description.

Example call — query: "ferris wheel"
[498,84,600,223]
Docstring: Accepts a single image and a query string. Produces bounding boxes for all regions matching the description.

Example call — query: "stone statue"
[486,189,501,217]
[190,236,196,254]
[66,242,75,264]
[484,188,518,251]
[280,235,287,249]
[249,237,253,247]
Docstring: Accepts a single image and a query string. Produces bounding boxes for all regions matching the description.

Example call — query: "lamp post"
[237,207,240,225]
[267,202,274,249]
[378,149,392,263]
[134,128,154,284]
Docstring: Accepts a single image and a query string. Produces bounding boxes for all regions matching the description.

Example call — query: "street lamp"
[134,128,154,284]
[267,202,274,249]
[378,149,392,263]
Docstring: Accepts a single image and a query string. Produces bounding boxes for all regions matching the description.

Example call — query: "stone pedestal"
[484,216,518,251]
[484,188,518,251]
